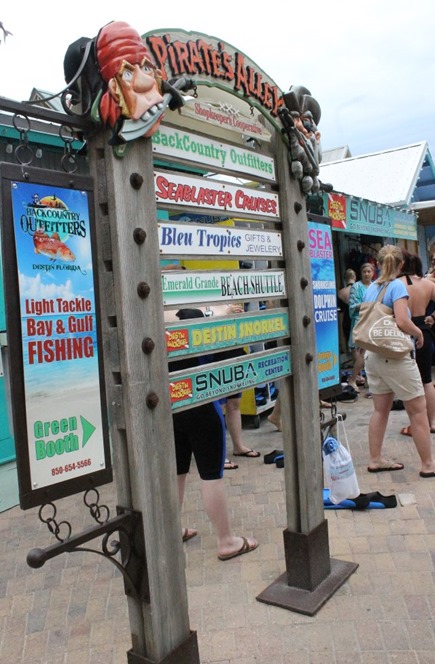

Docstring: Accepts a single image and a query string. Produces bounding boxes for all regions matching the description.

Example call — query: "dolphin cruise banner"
[308,221,340,391]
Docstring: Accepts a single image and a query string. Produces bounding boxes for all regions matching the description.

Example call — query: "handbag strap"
[336,413,350,451]
[375,283,388,303]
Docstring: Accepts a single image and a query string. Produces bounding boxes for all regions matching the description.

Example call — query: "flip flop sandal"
[367,461,404,473]
[182,528,198,542]
[218,537,258,561]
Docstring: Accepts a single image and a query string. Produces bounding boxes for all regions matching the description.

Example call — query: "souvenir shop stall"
[308,189,418,357]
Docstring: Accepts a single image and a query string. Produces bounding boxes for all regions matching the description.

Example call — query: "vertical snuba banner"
[1,166,112,508]
[308,221,340,391]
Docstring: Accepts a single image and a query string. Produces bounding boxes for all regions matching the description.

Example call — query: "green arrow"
[81,416,96,448]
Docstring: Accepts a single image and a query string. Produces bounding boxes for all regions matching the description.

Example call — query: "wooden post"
[87,132,199,663]
[256,133,358,616]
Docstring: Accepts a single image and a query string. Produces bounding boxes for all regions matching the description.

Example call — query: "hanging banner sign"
[169,347,291,410]
[162,269,286,305]
[154,170,280,220]
[0,165,112,509]
[158,222,282,258]
[166,309,289,357]
[308,221,340,390]
[153,125,276,181]
[324,191,417,240]
[177,100,273,143]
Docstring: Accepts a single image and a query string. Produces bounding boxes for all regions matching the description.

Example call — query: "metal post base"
[256,521,358,615]
[283,521,331,591]
[127,631,199,664]
[256,558,358,616]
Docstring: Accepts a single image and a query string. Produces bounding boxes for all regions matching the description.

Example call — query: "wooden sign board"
[152,125,276,181]
[166,309,289,357]
[158,222,282,259]
[169,347,291,410]
[154,170,280,220]
[162,270,286,306]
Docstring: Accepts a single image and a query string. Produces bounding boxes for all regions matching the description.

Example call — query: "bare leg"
[178,473,188,504]
[225,397,258,455]
[268,394,282,430]
[368,392,396,467]
[423,382,435,429]
[178,474,197,541]
[349,348,364,390]
[201,478,257,557]
[404,395,435,473]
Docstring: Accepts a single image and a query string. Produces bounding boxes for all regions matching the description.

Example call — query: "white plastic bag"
[322,414,360,504]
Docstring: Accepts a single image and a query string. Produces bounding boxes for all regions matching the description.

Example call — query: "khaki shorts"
[364,351,424,402]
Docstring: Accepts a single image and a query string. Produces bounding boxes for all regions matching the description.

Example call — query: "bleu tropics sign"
[158,222,282,258]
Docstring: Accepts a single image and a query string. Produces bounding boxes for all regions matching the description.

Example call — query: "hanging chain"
[84,488,110,525]
[38,502,72,542]
[59,124,78,173]
[12,114,34,166]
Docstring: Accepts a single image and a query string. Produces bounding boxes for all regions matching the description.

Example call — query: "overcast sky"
[1,0,434,160]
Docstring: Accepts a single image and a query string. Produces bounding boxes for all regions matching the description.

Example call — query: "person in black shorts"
[168,307,258,560]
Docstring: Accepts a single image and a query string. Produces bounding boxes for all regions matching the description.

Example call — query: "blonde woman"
[363,245,435,477]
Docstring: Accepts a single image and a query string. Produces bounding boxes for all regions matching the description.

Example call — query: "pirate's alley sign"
[63,22,323,192]
[63,22,282,144]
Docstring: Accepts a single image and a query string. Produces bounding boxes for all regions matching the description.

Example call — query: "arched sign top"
[142,28,284,132]
[62,21,322,192]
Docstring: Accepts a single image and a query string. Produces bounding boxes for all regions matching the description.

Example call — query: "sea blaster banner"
[308,221,340,391]
[0,166,112,508]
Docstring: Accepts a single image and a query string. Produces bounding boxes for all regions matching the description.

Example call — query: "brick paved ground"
[1,388,435,663]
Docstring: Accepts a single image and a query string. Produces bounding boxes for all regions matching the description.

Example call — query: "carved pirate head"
[96,21,165,138]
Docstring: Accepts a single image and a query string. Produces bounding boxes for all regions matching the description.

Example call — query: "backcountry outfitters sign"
[3,175,111,506]
[152,125,276,181]
[166,310,289,357]
[169,347,291,409]
[143,29,284,130]
[155,170,280,219]
[162,269,286,305]
[158,222,282,258]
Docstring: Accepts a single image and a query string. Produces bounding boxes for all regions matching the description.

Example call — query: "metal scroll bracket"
[26,502,149,601]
